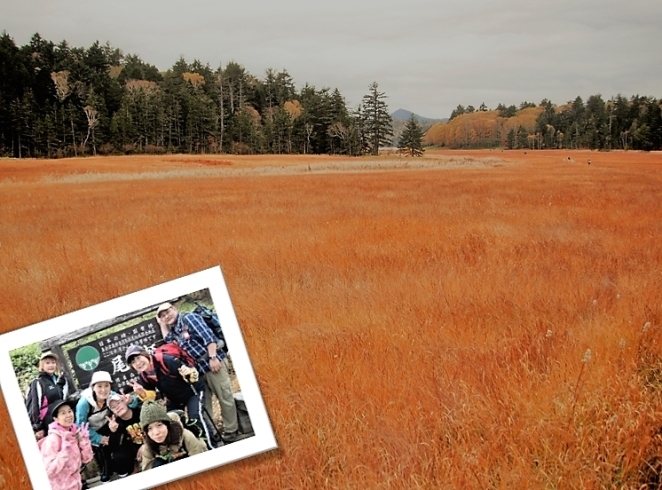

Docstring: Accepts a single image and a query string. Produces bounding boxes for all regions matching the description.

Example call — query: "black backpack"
[191,302,228,354]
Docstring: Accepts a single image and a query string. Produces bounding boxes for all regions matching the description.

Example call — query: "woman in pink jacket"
[40,399,94,490]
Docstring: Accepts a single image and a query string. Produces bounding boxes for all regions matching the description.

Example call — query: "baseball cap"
[156,302,173,317]
[108,393,124,406]
[125,345,148,362]
[39,352,58,361]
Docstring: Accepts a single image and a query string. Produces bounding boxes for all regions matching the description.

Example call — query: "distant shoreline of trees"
[425,96,662,151]
[1,31,659,158]
[0,32,395,158]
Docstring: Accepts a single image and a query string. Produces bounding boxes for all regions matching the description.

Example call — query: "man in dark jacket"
[124,345,213,448]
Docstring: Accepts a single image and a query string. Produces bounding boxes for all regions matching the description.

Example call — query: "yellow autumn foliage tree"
[284,100,303,120]
[108,65,124,79]
[424,106,543,148]
[125,79,159,93]
[183,72,205,88]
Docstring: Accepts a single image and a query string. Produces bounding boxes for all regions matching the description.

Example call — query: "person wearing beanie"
[39,399,93,490]
[75,371,138,483]
[25,351,70,440]
[139,401,208,471]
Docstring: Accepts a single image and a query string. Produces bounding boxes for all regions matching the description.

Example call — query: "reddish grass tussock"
[1,150,662,489]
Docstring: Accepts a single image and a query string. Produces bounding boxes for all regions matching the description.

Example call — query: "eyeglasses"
[158,307,173,318]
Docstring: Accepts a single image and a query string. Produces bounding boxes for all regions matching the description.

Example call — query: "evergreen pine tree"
[361,82,393,155]
[398,114,424,156]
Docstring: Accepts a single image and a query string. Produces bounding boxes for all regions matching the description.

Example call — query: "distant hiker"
[125,344,214,448]
[139,401,208,470]
[76,371,138,483]
[156,302,239,443]
[26,351,70,440]
[40,399,93,490]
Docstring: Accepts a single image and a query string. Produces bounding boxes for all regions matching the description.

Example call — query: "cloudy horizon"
[3,0,661,120]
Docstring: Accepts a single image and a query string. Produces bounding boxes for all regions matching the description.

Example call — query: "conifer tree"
[361,82,393,155]
[398,115,424,156]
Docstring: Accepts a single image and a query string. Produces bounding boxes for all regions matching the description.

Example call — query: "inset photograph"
[0,267,276,490]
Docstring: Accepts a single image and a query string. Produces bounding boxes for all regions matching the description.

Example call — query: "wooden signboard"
[67,318,164,390]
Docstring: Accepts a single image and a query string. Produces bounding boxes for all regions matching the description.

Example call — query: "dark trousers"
[166,391,213,449]
[93,445,112,478]
[110,445,138,475]
[94,432,138,477]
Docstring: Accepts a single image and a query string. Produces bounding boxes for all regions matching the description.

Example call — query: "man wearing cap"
[76,371,138,482]
[105,393,144,477]
[156,302,239,443]
[25,351,70,439]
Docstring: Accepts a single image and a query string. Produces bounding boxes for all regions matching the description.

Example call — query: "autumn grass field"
[1,149,662,489]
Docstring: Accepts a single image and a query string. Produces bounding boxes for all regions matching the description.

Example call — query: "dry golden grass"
[1,150,662,489]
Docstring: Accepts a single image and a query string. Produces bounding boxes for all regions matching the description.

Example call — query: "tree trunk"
[71,114,77,156]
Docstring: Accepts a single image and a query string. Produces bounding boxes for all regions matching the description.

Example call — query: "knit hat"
[90,371,112,386]
[140,401,170,432]
[125,345,149,363]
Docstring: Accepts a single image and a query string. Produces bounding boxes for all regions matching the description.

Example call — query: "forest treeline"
[2,32,660,158]
[424,96,662,151]
[0,32,394,158]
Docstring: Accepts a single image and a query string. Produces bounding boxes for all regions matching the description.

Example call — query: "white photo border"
[0,266,277,490]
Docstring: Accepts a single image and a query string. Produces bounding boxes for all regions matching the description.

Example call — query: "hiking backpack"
[191,302,228,353]
[149,343,196,379]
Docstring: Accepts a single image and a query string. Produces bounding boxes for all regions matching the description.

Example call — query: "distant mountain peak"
[391,108,443,123]
[390,109,447,146]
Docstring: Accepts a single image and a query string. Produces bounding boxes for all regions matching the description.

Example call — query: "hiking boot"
[221,430,239,443]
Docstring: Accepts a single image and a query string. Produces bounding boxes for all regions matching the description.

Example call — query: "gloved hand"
[178,365,199,383]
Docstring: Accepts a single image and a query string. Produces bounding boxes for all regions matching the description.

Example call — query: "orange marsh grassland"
[1,149,662,489]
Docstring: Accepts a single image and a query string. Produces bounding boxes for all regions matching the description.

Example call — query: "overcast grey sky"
[3,0,661,119]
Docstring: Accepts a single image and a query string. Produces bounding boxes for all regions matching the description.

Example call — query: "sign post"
[68,318,164,389]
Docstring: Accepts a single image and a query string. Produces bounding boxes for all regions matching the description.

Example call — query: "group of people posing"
[25,302,239,490]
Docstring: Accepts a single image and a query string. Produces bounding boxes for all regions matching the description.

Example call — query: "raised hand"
[132,379,147,398]
[76,422,90,442]
[106,415,119,433]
